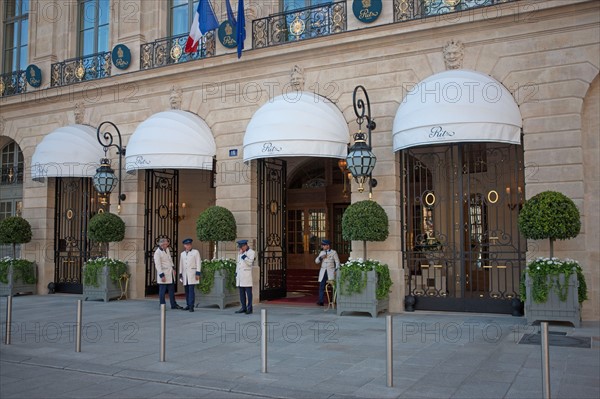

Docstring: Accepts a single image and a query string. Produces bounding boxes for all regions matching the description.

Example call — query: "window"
[0,141,24,258]
[170,0,199,36]
[2,0,28,73]
[282,0,332,12]
[1,141,24,185]
[78,0,110,55]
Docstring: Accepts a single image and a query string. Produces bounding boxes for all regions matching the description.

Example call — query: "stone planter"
[525,273,580,327]
[337,270,389,318]
[83,265,125,302]
[0,262,37,296]
[196,270,239,310]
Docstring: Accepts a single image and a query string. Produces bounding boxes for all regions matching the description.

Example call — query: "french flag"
[184,0,219,54]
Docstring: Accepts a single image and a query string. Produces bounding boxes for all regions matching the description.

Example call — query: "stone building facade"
[1,0,598,320]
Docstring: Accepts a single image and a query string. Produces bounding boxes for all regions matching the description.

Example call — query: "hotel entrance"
[401,143,526,313]
[243,91,351,301]
[285,158,351,296]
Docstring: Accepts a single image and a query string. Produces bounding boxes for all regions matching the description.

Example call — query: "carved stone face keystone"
[290,65,305,91]
[443,40,465,70]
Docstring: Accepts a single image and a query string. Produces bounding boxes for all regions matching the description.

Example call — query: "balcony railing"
[253,1,347,49]
[393,0,515,22]
[51,51,112,87]
[0,70,27,97]
[140,32,216,70]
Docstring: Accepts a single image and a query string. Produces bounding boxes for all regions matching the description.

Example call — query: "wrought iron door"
[54,178,105,293]
[258,158,287,300]
[144,170,179,295]
[401,143,526,313]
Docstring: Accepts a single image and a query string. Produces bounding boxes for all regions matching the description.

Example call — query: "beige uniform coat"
[315,249,340,282]
[154,247,175,284]
[179,249,201,285]
[236,248,256,287]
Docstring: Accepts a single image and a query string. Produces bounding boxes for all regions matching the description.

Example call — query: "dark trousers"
[238,286,253,311]
[184,284,195,308]
[318,270,329,304]
[158,282,178,308]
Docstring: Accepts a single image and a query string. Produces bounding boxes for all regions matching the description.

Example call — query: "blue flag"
[236,0,246,58]
[225,0,236,24]
[198,0,219,34]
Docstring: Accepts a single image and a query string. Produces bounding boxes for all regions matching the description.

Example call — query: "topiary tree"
[88,212,126,253]
[342,200,389,258]
[518,191,581,258]
[196,206,237,259]
[0,216,32,258]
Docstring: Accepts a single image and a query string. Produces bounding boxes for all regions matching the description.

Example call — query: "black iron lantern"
[346,85,377,194]
[94,121,126,210]
[93,158,118,196]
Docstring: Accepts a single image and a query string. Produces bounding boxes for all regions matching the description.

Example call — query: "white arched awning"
[31,124,103,180]
[393,69,523,151]
[243,91,349,162]
[125,110,216,172]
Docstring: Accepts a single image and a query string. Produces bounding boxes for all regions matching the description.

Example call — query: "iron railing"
[253,1,347,49]
[140,32,216,70]
[393,0,517,22]
[50,51,112,87]
[0,70,27,97]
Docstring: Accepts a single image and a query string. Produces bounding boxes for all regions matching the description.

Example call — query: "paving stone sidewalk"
[1,295,598,399]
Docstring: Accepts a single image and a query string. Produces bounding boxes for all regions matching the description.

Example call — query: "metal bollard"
[386,315,393,387]
[160,304,166,362]
[261,309,267,373]
[5,296,12,345]
[76,300,82,352]
[540,322,551,399]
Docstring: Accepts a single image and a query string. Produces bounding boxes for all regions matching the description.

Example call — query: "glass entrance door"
[287,207,326,269]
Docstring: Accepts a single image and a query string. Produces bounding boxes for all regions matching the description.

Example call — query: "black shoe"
[316,302,324,306]
[246,309,253,314]
[172,305,184,310]
[182,306,190,311]
[189,307,194,312]
[235,308,247,314]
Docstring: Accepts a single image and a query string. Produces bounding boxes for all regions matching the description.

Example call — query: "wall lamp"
[337,159,351,198]
[346,85,377,197]
[506,186,523,210]
[94,121,126,212]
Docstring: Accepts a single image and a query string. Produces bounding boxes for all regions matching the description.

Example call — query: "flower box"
[82,259,128,302]
[0,259,37,296]
[525,273,580,327]
[195,259,239,310]
[335,258,392,318]
[521,257,586,327]
[196,269,239,310]
[337,270,389,318]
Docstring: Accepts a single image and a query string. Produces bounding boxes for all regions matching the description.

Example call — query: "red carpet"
[264,292,320,306]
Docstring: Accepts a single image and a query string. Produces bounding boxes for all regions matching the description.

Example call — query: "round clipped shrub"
[518,191,580,257]
[196,206,237,242]
[342,200,389,242]
[88,212,126,243]
[0,216,32,258]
